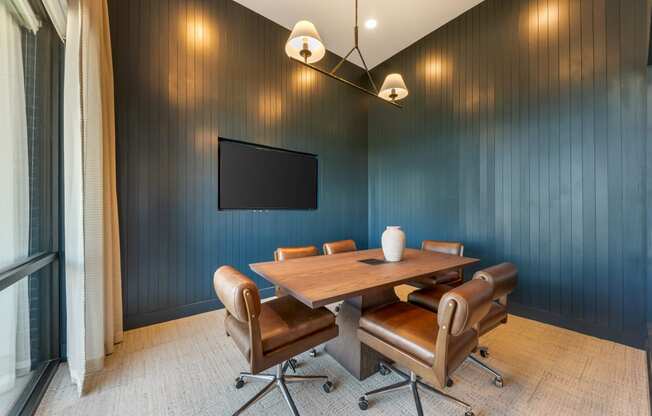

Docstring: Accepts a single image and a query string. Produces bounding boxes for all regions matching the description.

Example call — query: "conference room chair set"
[214,239,518,416]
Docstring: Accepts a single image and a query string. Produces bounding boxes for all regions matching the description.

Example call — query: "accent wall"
[109,0,369,329]
[368,0,649,347]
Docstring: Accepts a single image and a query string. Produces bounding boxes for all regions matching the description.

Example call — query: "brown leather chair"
[322,240,357,313]
[273,246,319,298]
[274,245,320,360]
[322,239,357,255]
[214,265,338,415]
[411,240,465,288]
[466,263,518,384]
[274,245,319,262]
[408,262,518,387]
[357,279,493,416]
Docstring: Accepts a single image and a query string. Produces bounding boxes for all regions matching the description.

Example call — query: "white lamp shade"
[378,73,409,101]
[285,20,326,64]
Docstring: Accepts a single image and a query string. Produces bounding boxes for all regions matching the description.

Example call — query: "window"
[0,2,63,415]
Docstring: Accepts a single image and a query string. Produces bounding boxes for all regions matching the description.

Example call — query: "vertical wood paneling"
[647,66,652,326]
[368,0,649,347]
[110,0,368,329]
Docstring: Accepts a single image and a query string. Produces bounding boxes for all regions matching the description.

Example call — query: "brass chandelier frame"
[288,0,402,108]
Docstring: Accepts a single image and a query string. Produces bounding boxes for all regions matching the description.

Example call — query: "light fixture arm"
[329,0,379,93]
[285,0,405,107]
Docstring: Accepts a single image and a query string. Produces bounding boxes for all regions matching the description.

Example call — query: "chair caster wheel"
[479,348,489,358]
[493,377,504,388]
[335,306,341,313]
[379,364,391,376]
[288,358,298,372]
[322,381,333,393]
[465,412,474,416]
[235,377,245,389]
[310,349,318,358]
[358,397,369,410]
[446,378,454,387]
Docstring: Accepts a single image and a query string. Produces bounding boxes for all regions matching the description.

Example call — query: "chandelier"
[284,0,408,107]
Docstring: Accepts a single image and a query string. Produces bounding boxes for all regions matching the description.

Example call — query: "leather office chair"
[274,246,320,360]
[274,245,319,262]
[412,240,465,288]
[214,265,338,416]
[322,239,357,255]
[466,263,518,383]
[273,246,319,299]
[357,279,493,416]
[408,263,518,387]
[322,240,357,313]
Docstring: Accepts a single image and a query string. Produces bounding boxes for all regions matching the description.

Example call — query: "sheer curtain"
[64,0,123,395]
[0,1,32,394]
[41,0,67,41]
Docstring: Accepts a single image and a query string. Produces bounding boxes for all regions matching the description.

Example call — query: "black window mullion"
[0,252,57,293]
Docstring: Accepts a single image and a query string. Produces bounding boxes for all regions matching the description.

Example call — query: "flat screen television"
[218,138,318,210]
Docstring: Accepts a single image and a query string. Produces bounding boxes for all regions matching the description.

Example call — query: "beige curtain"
[63,0,123,395]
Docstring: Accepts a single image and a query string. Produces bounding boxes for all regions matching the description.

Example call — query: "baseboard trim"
[124,286,276,330]
[647,325,652,416]
[508,301,646,349]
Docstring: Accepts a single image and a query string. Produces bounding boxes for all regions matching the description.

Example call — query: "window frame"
[1,3,64,414]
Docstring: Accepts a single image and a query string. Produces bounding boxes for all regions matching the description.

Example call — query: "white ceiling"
[233,0,484,69]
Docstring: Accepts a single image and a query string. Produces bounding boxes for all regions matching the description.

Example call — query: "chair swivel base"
[233,360,333,416]
[358,362,474,416]
[466,354,504,388]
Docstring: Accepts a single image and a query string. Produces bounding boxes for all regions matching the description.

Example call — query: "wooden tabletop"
[250,248,479,308]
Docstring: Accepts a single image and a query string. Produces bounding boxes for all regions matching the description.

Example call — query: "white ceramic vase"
[381,226,406,262]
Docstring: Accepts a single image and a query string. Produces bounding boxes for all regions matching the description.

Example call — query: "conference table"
[250,248,479,380]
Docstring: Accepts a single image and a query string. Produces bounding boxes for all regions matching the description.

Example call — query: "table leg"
[324,287,399,380]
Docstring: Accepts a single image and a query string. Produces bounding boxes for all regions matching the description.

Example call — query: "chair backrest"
[473,262,518,304]
[434,279,492,386]
[421,240,465,280]
[421,240,464,256]
[437,280,492,336]
[273,246,319,297]
[323,239,357,255]
[213,265,261,322]
[213,266,265,369]
[274,245,319,261]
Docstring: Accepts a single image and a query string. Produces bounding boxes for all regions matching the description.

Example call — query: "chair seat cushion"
[477,302,507,336]
[359,302,476,367]
[226,296,335,359]
[410,271,462,289]
[433,270,462,285]
[407,285,453,312]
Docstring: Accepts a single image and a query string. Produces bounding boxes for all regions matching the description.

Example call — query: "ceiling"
[233,0,484,69]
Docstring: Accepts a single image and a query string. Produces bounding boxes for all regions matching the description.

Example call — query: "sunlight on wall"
[166,8,218,107]
[183,11,216,51]
[292,67,317,90]
[463,86,495,113]
[258,91,283,123]
[194,127,219,152]
[529,2,558,34]
[424,57,451,81]
[167,71,205,108]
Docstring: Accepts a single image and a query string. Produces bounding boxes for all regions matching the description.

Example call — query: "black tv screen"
[218,138,318,210]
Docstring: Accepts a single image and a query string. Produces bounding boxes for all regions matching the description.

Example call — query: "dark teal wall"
[647,66,652,329]
[369,0,649,347]
[109,0,368,329]
[110,0,650,346]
